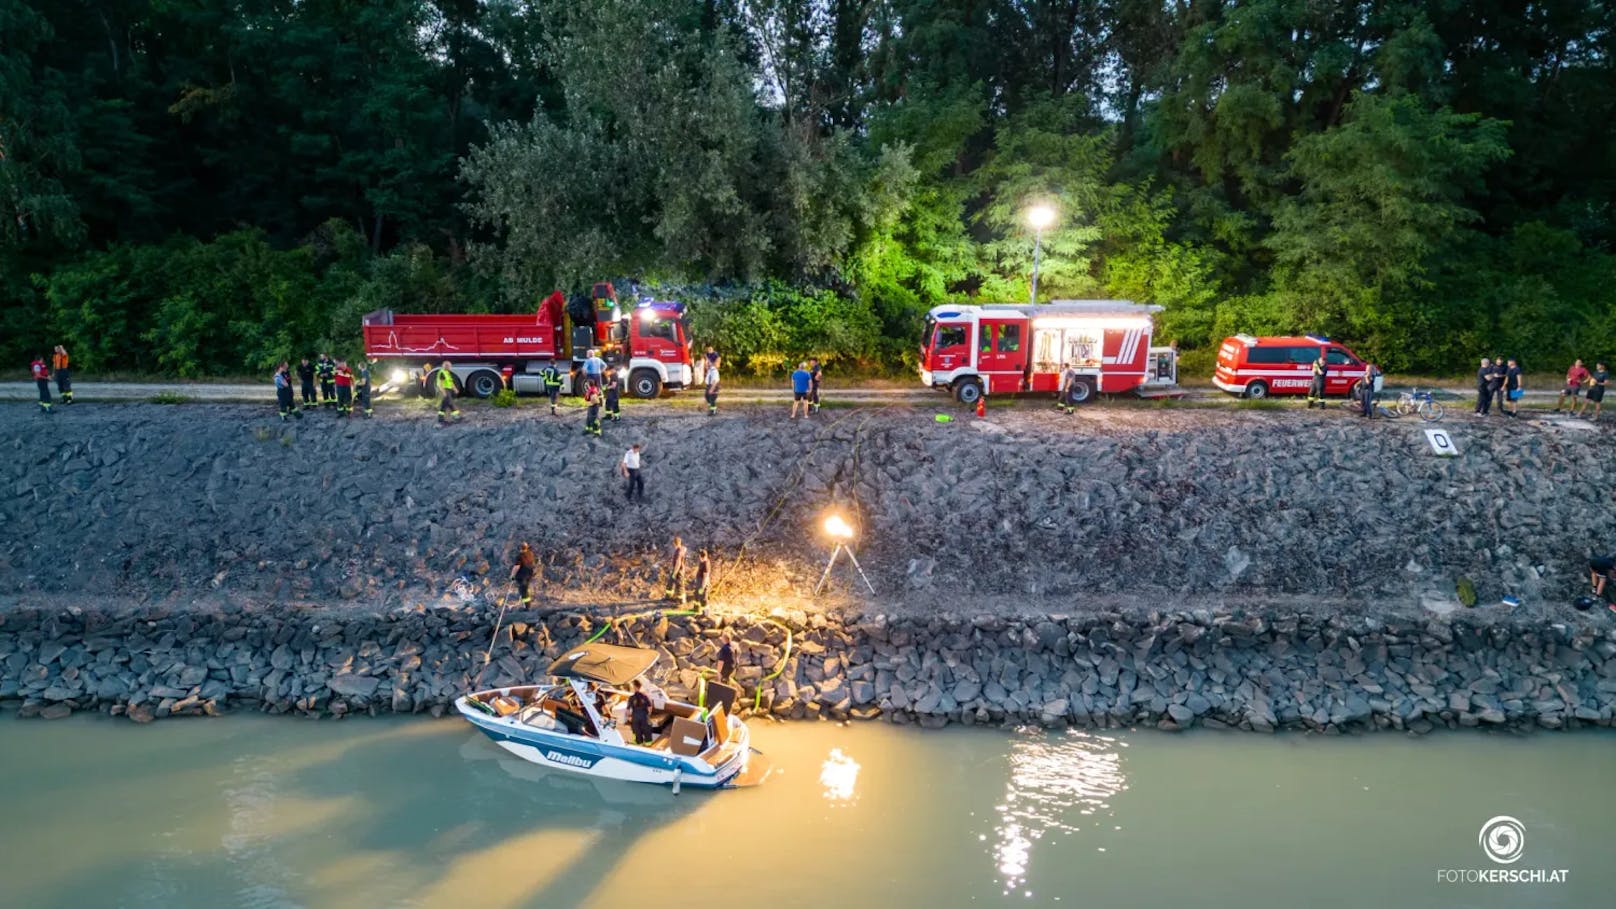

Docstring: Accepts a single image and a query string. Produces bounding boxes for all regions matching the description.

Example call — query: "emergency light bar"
[1305,334,1332,343]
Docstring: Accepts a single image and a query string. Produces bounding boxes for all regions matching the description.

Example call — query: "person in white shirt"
[704,363,720,415]
[620,443,645,502]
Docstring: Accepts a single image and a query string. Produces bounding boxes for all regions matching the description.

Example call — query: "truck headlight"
[391,369,407,384]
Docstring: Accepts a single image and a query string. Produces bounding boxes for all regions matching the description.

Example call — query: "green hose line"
[753,618,794,712]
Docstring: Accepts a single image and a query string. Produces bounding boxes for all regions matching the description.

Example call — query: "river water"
[0,717,1609,909]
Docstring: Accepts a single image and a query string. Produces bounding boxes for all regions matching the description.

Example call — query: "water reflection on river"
[0,716,1609,909]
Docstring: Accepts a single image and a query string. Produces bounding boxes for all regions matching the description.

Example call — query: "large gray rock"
[329,674,380,698]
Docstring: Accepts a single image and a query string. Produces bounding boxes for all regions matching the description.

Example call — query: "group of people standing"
[29,347,73,414]
[1474,357,1527,417]
[1550,359,1608,420]
[278,354,371,421]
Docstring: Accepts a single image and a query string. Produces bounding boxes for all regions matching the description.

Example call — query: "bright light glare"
[1025,204,1057,231]
[820,748,861,803]
[390,369,407,384]
[823,514,855,540]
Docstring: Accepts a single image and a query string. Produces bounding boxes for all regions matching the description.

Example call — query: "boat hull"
[456,697,749,790]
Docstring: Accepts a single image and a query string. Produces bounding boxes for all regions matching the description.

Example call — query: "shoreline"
[4,601,1611,734]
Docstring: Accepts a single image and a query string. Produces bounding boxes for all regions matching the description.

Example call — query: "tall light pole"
[1025,203,1056,304]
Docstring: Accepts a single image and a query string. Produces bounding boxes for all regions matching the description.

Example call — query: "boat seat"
[554,707,593,737]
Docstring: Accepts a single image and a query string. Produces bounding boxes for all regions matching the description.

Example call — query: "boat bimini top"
[545,643,659,687]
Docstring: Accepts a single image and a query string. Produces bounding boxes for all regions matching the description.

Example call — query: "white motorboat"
[456,643,754,790]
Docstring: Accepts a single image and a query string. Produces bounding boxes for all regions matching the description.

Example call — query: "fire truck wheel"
[465,370,504,399]
[953,378,983,405]
[628,368,662,399]
[1068,378,1096,405]
[1243,380,1270,400]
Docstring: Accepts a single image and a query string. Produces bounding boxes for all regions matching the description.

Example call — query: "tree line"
[3,0,1613,377]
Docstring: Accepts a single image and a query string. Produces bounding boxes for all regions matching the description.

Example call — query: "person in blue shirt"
[583,349,606,388]
[790,361,813,419]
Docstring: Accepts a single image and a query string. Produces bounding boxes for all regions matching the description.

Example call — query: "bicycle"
[1393,387,1444,422]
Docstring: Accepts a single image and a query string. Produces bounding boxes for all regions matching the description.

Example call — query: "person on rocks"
[628,679,655,745]
[583,380,603,436]
[541,362,564,415]
[715,633,736,686]
[604,368,622,422]
[1554,359,1591,413]
[436,360,462,424]
[355,359,373,418]
[809,357,823,413]
[790,361,813,419]
[1487,357,1507,414]
[30,354,53,414]
[1504,358,1525,417]
[1577,362,1608,420]
[665,535,688,602]
[274,361,302,421]
[1474,357,1492,416]
[317,353,337,408]
[334,359,354,416]
[1306,347,1328,409]
[51,345,73,405]
[692,548,712,611]
[1588,555,1616,601]
[511,541,538,605]
[704,358,720,415]
[620,443,645,503]
[297,357,318,409]
[1359,362,1383,418]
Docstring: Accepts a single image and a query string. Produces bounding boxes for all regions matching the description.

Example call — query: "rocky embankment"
[3,602,1613,733]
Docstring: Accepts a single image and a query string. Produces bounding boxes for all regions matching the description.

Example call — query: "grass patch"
[491,388,518,408]
[148,391,191,404]
[1234,398,1290,411]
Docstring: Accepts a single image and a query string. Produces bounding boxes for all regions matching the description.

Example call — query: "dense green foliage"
[4,0,1613,376]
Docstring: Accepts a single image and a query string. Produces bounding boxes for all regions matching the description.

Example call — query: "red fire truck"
[918,300,1178,405]
[362,283,695,399]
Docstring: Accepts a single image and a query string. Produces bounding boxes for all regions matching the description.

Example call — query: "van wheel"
[953,378,983,405]
[629,368,661,399]
[466,370,503,399]
[1243,380,1270,400]
[1068,378,1095,405]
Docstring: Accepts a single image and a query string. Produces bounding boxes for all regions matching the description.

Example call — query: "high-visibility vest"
[52,352,69,370]
[437,369,456,391]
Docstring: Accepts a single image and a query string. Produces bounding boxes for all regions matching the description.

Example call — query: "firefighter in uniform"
[334,360,353,416]
[603,368,622,421]
[297,358,317,408]
[510,541,537,605]
[30,355,53,414]
[1307,348,1328,409]
[51,346,73,404]
[436,361,462,423]
[628,679,654,745]
[583,380,603,436]
[274,362,302,421]
[355,360,373,417]
[1056,362,1079,414]
[665,535,687,602]
[541,363,563,415]
[316,354,337,407]
[692,548,711,611]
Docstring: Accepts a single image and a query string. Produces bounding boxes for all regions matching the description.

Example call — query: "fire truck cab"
[919,300,1176,405]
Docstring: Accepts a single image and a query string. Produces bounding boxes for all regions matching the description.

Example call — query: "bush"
[492,388,518,407]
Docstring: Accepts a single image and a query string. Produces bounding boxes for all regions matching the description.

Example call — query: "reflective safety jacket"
[52,351,69,371]
[316,359,336,380]
[541,366,562,388]
[436,369,456,391]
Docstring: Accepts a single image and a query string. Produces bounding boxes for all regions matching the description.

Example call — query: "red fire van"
[1212,334,1368,399]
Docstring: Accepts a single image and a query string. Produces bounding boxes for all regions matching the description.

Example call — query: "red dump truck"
[362,284,695,398]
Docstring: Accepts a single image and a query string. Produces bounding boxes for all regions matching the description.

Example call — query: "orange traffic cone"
[975,396,986,418]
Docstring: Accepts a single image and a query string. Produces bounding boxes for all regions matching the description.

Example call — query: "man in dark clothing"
[665,535,687,602]
[1487,358,1507,414]
[628,679,655,745]
[316,354,336,408]
[1474,358,1492,415]
[693,549,711,611]
[808,358,823,413]
[274,362,302,421]
[297,358,317,408]
[511,541,537,605]
[1504,358,1524,417]
[541,364,563,415]
[1577,362,1608,420]
[52,346,73,404]
[355,360,373,417]
[334,360,353,416]
[1359,363,1382,418]
[604,368,622,421]
[715,634,735,685]
[30,355,52,414]
[1306,348,1328,409]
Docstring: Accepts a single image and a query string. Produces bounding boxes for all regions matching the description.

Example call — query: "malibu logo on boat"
[545,750,597,769]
